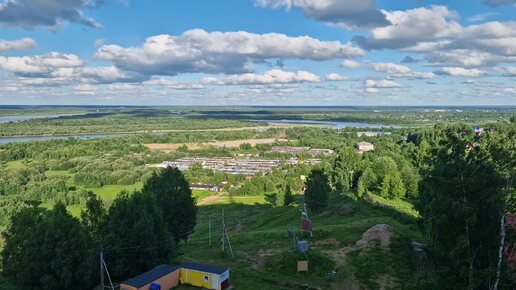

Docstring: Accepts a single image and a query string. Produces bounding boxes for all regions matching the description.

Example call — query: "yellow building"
[180,262,230,290]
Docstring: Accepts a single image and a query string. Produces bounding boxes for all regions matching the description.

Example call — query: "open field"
[146,138,290,152]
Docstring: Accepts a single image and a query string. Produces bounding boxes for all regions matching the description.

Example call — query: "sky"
[0,0,515,106]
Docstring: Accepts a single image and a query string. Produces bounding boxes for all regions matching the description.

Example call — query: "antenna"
[221,208,234,257]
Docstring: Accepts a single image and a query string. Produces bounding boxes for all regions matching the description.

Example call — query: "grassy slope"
[176,195,421,289]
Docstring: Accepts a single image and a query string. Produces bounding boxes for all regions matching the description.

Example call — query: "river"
[0,134,127,144]
[0,114,87,123]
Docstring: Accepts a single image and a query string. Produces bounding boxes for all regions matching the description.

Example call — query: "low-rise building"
[356,141,375,154]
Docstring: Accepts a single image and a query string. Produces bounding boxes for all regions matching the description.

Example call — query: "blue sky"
[0,0,514,106]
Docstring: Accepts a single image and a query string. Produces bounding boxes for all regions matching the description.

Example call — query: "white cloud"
[0,53,83,77]
[0,38,37,52]
[354,6,516,67]
[94,29,363,75]
[436,67,487,77]
[365,79,401,88]
[201,69,321,86]
[342,59,361,68]
[0,0,103,30]
[499,66,516,76]
[73,84,96,95]
[344,61,435,79]
[143,78,205,90]
[369,62,435,79]
[324,73,348,81]
[466,12,500,22]
[254,0,389,30]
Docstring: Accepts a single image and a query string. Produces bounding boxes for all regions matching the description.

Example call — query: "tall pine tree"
[418,128,505,289]
[142,167,197,243]
[305,169,331,212]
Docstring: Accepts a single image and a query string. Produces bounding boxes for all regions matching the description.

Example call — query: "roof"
[357,141,373,146]
[180,262,229,275]
[122,264,179,288]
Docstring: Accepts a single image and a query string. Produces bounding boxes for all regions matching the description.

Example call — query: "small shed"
[180,262,230,290]
[120,264,180,290]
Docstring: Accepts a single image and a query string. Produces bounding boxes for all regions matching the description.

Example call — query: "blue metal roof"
[180,262,229,275]
[122,264,179,288]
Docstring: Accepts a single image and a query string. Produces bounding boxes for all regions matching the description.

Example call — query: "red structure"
[505,244,516,267]
[505,215,516,230]
[301,219,312,232]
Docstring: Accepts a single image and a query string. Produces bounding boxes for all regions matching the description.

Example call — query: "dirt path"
[197,193,226,205]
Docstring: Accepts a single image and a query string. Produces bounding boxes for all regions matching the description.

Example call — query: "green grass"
[6,160,25,169]
[174,194,422,289]
[192,189,210,201]
[88,182,144,205]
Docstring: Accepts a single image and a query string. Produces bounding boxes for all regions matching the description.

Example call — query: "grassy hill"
[176,194,422,289]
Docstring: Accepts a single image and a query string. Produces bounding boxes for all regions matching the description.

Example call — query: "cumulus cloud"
[483,0,516,7]
[255,0,389,30]
[436,67,487,77]
[94,29,363,76]
[365,79,401,88]
[0,53,82,77]
[466,12,500,22]
[0,38,37,52]
[499,66,516,76]
[342,59,361,68]
[200,69,322,86]
[0,52,148,86]
[354,6,516,67]
[143,78,205,90]
[344,61,434,79]
[0,0,103,30]
[324,73,348,81]
[369,62,435,79]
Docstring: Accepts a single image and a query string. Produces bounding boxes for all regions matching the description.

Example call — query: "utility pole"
[221,209,225,252]
[100,246,104,289]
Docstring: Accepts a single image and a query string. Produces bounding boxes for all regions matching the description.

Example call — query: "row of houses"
[120,262,230,290]
[161,157,321,177]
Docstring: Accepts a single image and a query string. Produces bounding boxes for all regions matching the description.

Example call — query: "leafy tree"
[372,156,398,183]
[81,192,106,242]
[380,171,405,198]
[2,204,96,290]
[265,192,278,206]
[102,190,174,281]
[332,147,362,195]
[418,129,506,289]
[305,169,331,212]
[284,185,295,206]
[142,167,197,243]
[357,168,377,197]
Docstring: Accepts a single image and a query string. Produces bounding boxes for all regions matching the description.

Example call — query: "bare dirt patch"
[314,238,340,247]
[147,138,289,153]
[323,246,354,267]
[197,193,226,205]
[356,224,393,249]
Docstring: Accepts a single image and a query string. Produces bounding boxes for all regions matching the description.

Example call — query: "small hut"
[180,262,230,290]
[120,264,180,290]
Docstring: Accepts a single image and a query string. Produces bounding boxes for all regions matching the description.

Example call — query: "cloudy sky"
[0,0,515,106]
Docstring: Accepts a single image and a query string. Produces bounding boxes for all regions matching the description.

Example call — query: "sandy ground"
[147,138,289,152]
[136,121,322,134]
